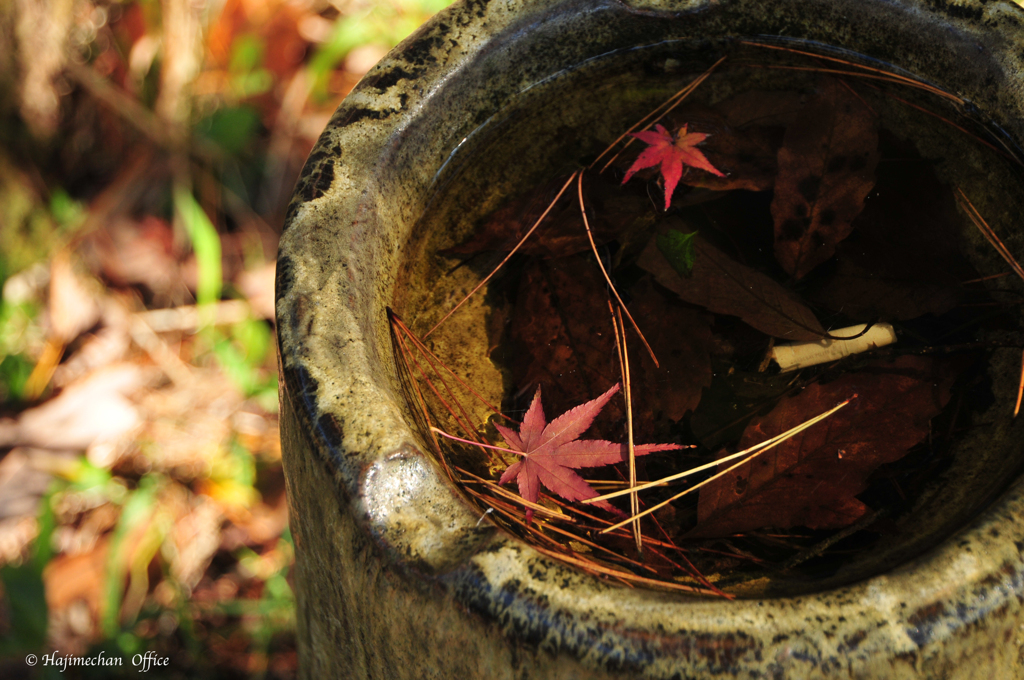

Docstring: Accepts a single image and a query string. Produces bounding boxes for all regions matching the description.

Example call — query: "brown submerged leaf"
[631,279,715,424]
[716,89,806,130]
[637,224,825,342]
[806,143,977,320]
[771,78,880,279]
[506,255,621,429]
[446,171,656,259]
[688,355,960,538]
[506,256,715,436]
[671,107,780,194]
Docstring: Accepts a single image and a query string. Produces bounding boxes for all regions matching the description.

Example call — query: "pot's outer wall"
[276,0,1024,677]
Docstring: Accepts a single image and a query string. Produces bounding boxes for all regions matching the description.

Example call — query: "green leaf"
[196,106,262,156]
[0,564,48,654]
[229,438,256,488]
[306,0,456,100]
[231,316,270,365]
[0,484,60,656]
[173,187,222,310]
[657,229,699,278]
[210,317,275,397]
[49,188,85,230]
[0,353,33,401]
[103,476,160,637]
[228,33,264,73]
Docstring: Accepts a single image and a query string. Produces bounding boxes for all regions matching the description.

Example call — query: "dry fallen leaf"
[237,260,277,320]
[136,369,242,475]
[52,299,132,388]
[771,78,880,279]
[630,278,714,423]
[689,355,960,538]
[446,172,654,260]
[170,494,225,591]
[0,364,147,452]
[0,448,58,522]
[81,216,187,305]
[637,225,825,342]
[807,147,977,320]
[49,250,101,344]
[43,539,109,629]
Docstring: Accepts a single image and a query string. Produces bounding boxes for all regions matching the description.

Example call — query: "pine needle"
[531,545,725,596]
[596,398,854,534]
[592,56,727,173]
[956,189,1024,284]
[424,171,579,337]
[578,172,658,365]
[1015,348,1024,418]
[610,303,641,553]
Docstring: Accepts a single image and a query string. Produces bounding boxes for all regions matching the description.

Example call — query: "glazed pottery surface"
[276,0,1024,676]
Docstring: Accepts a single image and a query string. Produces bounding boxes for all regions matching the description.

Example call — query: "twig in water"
[476,507,494,526]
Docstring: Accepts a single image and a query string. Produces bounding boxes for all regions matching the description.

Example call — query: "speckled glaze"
[276,0,1024,677]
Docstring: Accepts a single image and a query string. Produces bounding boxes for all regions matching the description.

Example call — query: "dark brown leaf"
[689,369,798,450]
[0,364,146,451]
[81,215,188,305]
[507,255,622,429]
[771,78,880,279]
[637,225,825,341]
[505,255,714,437]
[236,261,277,320]
[49,250,101,344]
[631,278,714,423]
[699,190,777,271]
[688,355,959,538]
[807,146,977,320]
[446,172,655,259]
[716,89,806,129]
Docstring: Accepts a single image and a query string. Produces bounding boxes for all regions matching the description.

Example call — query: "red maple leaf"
[496,383,685,521]
[622,124,725,210]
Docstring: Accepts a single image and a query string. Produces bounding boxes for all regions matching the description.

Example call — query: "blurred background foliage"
[0,0,452,677]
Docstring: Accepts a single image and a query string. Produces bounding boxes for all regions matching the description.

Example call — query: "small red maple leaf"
[496,384,686,522]
[622,124,725,210]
